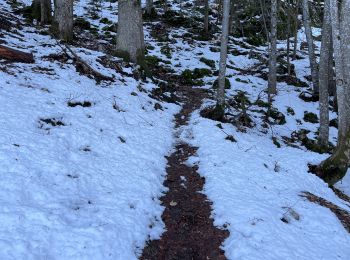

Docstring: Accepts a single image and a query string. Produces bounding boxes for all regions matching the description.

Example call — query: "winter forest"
[0,0,349,259]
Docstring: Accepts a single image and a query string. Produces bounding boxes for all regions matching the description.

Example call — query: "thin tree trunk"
[302,0,319,94]
[259,0,269,43]
[54,0,73,42]
[228,0,235,35]
[217,0,223,25]
[41,0,52,24]
[268,0,277,98]
[116,0,145,64]
[31,0,41,21]
[204,0,209,34]
[287,0,291,75]
[216,0,231,110]
[164,0,168,12]
[318,0,331,148]
[145,0,154,16]
[293,0,299,60]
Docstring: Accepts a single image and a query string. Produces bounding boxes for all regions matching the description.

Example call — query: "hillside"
[0,0,349,259]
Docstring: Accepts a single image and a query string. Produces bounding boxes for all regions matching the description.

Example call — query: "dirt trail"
[141,85,228,260]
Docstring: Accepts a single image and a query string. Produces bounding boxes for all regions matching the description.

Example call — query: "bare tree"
[302,0,319,94]
[54,0,73,42]
[268,0,277,99]
[116,0,145,63]
[31,0,41,21]
[204,0,209,34]
[318,0,350,185]
[41,0,52,24]
[145,0,154,16]
[216,0,231,114]
[292,0,299,60]
[163,0,168,12]
[318,0,332,148]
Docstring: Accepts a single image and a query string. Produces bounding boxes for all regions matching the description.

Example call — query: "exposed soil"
[141,84,229,259]
[331,187,350,205]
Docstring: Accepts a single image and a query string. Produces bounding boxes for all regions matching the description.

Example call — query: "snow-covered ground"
[184,113,349,259]
[178,11,350,260]
[0,0,179,259]
[0,0,349,259]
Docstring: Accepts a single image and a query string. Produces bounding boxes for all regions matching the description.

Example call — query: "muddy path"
[141,84,229,260]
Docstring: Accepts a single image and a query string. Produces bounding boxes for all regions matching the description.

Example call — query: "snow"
[0,1,178,259]
[336,170,350,196]
[184,114,350,259]
[0,0,349,259]
[176,14,349,260]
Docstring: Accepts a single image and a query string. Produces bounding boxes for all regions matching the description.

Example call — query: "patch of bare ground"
[141,85,229,259]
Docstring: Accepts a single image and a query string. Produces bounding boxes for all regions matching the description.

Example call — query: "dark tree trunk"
[41,0,52,24]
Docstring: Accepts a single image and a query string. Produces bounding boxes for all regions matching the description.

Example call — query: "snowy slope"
[0,0,349,259]
[185,114,350,260]
[143,2,350,259]
[0,1,178,259]
[175,11,350,260]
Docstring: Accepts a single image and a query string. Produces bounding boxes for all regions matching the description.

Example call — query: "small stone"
[169,200,177,207]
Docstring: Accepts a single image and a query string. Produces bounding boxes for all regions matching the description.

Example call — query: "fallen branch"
[58,42,114,82]
[0,45,34,63]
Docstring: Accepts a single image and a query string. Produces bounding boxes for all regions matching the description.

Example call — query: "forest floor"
[0,0,350,259]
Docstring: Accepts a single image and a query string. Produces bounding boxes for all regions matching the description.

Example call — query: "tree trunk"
[145,0,155,16]
[268,0,277,98]
[318,0,332,148]
[41,0,52,24]
[31,0,41,21]
[0,45,34,63]
[302,0,319,94]
[259,0,269,43]
[54,0,73,42]
[204,0,209,35]
[163,0,168,12]
[216,0,231,112]
[228,0,236,35]
[117,0,145,64]
[286,0,291,75]
[292,0,299,60]
[319,0,350,185]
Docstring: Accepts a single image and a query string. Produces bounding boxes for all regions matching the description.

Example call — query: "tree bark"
[319,0,350,185]
[163,0,168,12]
[204,0,209,34]
[302,0,319,94]
[145,0,154,16]
[228,0,236,35]
[287,0,292,75]
[40,0,52,24]
[216,0,231,111]
[54,0,73,42]
[31,0,41,21]
[0,45,34,63]
[116,0,145,64]
[259,0,269,43]
[268,0,277,98]
[318,0,332,148]
[292,0,299,60]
